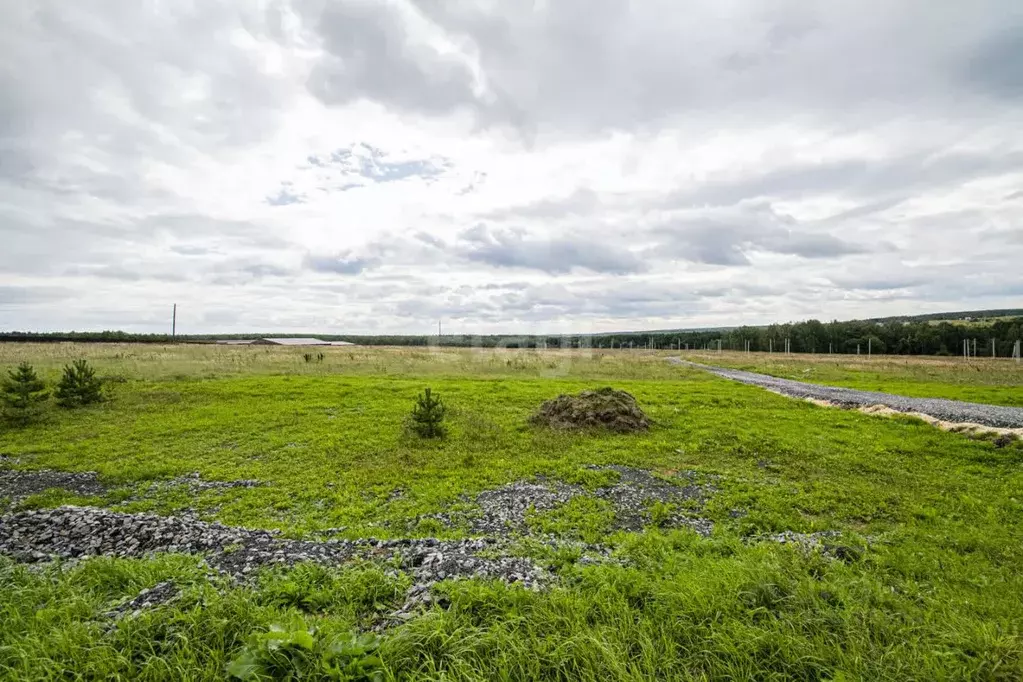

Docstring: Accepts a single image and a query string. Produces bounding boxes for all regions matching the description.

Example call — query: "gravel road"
[670,358,1023,429]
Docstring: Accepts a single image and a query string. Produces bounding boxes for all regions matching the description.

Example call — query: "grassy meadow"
[1,343,1022,680]
[684,350,1023,407]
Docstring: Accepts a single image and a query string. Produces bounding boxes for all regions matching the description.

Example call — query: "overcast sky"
[2,1,1021,335]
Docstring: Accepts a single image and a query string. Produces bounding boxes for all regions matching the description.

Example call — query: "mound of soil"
[529,387,650,433]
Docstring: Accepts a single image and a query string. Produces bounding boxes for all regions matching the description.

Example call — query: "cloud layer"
[1,1,1021,334]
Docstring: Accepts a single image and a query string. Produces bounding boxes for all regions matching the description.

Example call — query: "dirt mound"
[529,387,650,433]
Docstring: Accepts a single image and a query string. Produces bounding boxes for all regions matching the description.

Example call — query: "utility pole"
[172,303,176,338]
[868,337,872,357]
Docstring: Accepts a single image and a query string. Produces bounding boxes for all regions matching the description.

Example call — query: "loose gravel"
[0,469,109,502]
[0,506,556,614]
[143,471,263,494]
[425,466,714,536]
[0,467,263,506]
[0,463,854,622]
[672,358,1023,429]
[105,581,181,622]
[0,465,715,614]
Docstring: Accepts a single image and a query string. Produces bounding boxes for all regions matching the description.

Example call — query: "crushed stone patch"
[0,469,109,502]
[590,465,712,533]
[0,506,558,615]
[142,471,264,494]
[419,466,714,536]
[104,580,181,622]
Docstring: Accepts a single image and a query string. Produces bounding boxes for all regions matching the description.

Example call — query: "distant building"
[216,338,355,346]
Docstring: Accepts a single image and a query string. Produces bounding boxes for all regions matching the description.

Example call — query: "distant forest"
[3,310,1022,357]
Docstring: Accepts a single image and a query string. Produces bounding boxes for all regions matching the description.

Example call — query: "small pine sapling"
[410,387,446,438]
[1,363,48,423]
[54,359,104,408]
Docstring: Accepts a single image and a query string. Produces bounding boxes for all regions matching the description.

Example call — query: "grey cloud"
[304,253,377,275]
[295,1,1016,133]
[2,1,1022,333]
[457,224,646,274]
[0,285,74,307]
[205,260,296,284]
[827,274,932,291]
[963,27,1023,99]
[669,150,1023,211]
[266,187,306,206]
[482,189,600,221]
[758,231,872,259]
[0,207,292,281]
[413,232,446,248]
[61,265,187,283]
[380,278,709,327]
[652,205,874,265]
[0,1,292,195]
[238,263,293,278]
[300,0,484,117]
[170,244,216,256]
[478,149,1023,233]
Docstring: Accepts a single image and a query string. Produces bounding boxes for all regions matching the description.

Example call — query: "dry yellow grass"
[0,342,682,382]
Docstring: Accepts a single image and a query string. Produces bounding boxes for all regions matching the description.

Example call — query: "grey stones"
[0,506,553,613]
[0,465,722,622]
[142,471,263,494]
[0,469,109,502]
[456,466,714,536]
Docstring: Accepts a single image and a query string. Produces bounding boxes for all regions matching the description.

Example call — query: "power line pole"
[172,303,176,338]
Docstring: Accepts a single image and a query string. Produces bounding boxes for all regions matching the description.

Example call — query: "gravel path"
[671,358,1023,428]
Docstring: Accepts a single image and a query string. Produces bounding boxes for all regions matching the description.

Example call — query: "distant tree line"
[2,313,1022,357]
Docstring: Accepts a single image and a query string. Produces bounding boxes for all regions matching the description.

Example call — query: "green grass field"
[684,350,1023,407]
[1,344,1022,680]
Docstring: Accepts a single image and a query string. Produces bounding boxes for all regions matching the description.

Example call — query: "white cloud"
[1,0,1021,334]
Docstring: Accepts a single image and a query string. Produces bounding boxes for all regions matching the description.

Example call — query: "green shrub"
[1,363,48,424]
[410,387,446,439]
[54,359,103,408]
